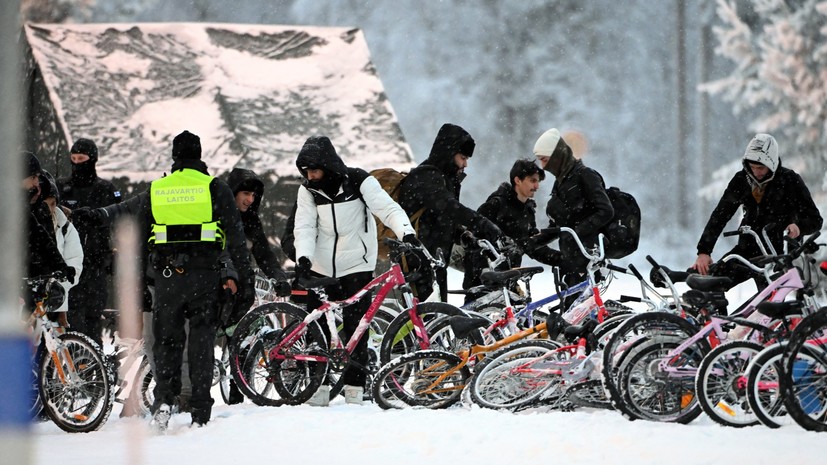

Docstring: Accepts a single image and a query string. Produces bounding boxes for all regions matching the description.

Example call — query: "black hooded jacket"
[57,164,120,271]
[545,152,614,274]
[398,124,501,259]
[462,182,560,290]
[697,164,823,256]
[227,168,286,281]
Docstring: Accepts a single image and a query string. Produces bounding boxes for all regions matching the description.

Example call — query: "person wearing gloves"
[534,128,614,298]
[292,135,417,406]
[398,123,507,302]
[691,133,822,292]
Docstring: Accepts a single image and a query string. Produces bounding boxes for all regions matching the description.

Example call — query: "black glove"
[275,280,292,297]
[526,228,560,251]
[402,233,422,248]
[72,207,105,226]
[60,266,76,284]
[295,256,312,279]
[498,235,520,256]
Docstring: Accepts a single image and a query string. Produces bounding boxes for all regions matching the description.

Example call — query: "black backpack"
[601,187,640,259]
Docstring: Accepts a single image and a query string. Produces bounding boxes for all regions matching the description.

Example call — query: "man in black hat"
[57,138,121,346]
[75,130,253,430]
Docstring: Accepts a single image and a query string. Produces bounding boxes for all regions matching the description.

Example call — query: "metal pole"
[0,1,32,464]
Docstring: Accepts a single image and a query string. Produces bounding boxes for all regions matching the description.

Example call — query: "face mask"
[71,161,96,183]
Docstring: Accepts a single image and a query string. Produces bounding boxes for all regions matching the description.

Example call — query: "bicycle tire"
[616,335,706,423]
[469,339,564,411]
[38,332,114,433]
[780,308,827,431]
[371,350,470,410]
[379,302,480,365]
[228,302,327,406]
[137,357,154,416]
[695,340,762,427]
[745,342,790,428]
[600,312,701,419]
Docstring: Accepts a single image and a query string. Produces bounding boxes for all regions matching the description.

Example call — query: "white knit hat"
[533,128,561,157]
[743,133,779,173]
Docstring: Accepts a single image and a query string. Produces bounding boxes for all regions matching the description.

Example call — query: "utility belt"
[151,251,190,278]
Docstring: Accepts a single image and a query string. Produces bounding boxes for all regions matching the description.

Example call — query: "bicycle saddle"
[685,273,733,292]
[480,266,544,286]
[755,300,805,320]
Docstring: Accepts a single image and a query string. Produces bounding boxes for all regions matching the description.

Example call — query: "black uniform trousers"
[151,265,220,423]
[67,265,109,346]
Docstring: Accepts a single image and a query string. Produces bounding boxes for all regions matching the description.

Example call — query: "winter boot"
[150,403,172,433]
[306,385,331,407]
[343,385,364,405]
[228,379,244,405]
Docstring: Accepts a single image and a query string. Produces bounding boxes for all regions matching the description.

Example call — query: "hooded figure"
[535,128,613,284]
[292,135,415,401]
[693,133,822,291]
[398,123,503,301]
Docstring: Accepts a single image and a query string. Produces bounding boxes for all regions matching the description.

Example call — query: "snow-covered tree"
[702,0,827,194]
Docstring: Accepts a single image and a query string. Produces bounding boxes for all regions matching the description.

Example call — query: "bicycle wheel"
[746,343,791,428]
[616,334,706,424]
[371,350,470,410]
[229,302,328,406]
[781,309,827,431]
[327,306,399,402]
[695,340,762,427]
[469,339,564,411]
[38,332,114,433]
[600,312,701,418]
[379,302,480,365]
[137,357,154,416]
[218,342,233,405]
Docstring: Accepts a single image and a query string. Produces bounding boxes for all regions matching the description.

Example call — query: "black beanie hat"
[172,130,202,160]
[23,151,41,179]
[70,138,99,163]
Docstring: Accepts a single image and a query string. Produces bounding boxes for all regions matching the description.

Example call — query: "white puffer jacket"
[294,175,415,278]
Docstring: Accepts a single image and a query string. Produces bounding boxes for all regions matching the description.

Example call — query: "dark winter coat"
[227,168,286,282]
[397,123,501,300]
[399,124,501,260]
[26,199,69,279]
[463,182,560,290]
[697,165,823,257]
[58,168,120,272]
[545,160,614,274]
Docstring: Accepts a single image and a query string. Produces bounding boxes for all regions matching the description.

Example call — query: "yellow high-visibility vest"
[149,169,225,248]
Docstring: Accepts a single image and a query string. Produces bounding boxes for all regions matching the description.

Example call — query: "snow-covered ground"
[32,268,827,465]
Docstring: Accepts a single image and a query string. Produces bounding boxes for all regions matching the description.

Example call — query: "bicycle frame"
[268,260,423,365]
[659,266,805,378]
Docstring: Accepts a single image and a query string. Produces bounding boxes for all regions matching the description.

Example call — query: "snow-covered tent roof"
[24,22,414,182]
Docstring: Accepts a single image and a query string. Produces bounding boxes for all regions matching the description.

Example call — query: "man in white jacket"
[293,136,418,406]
